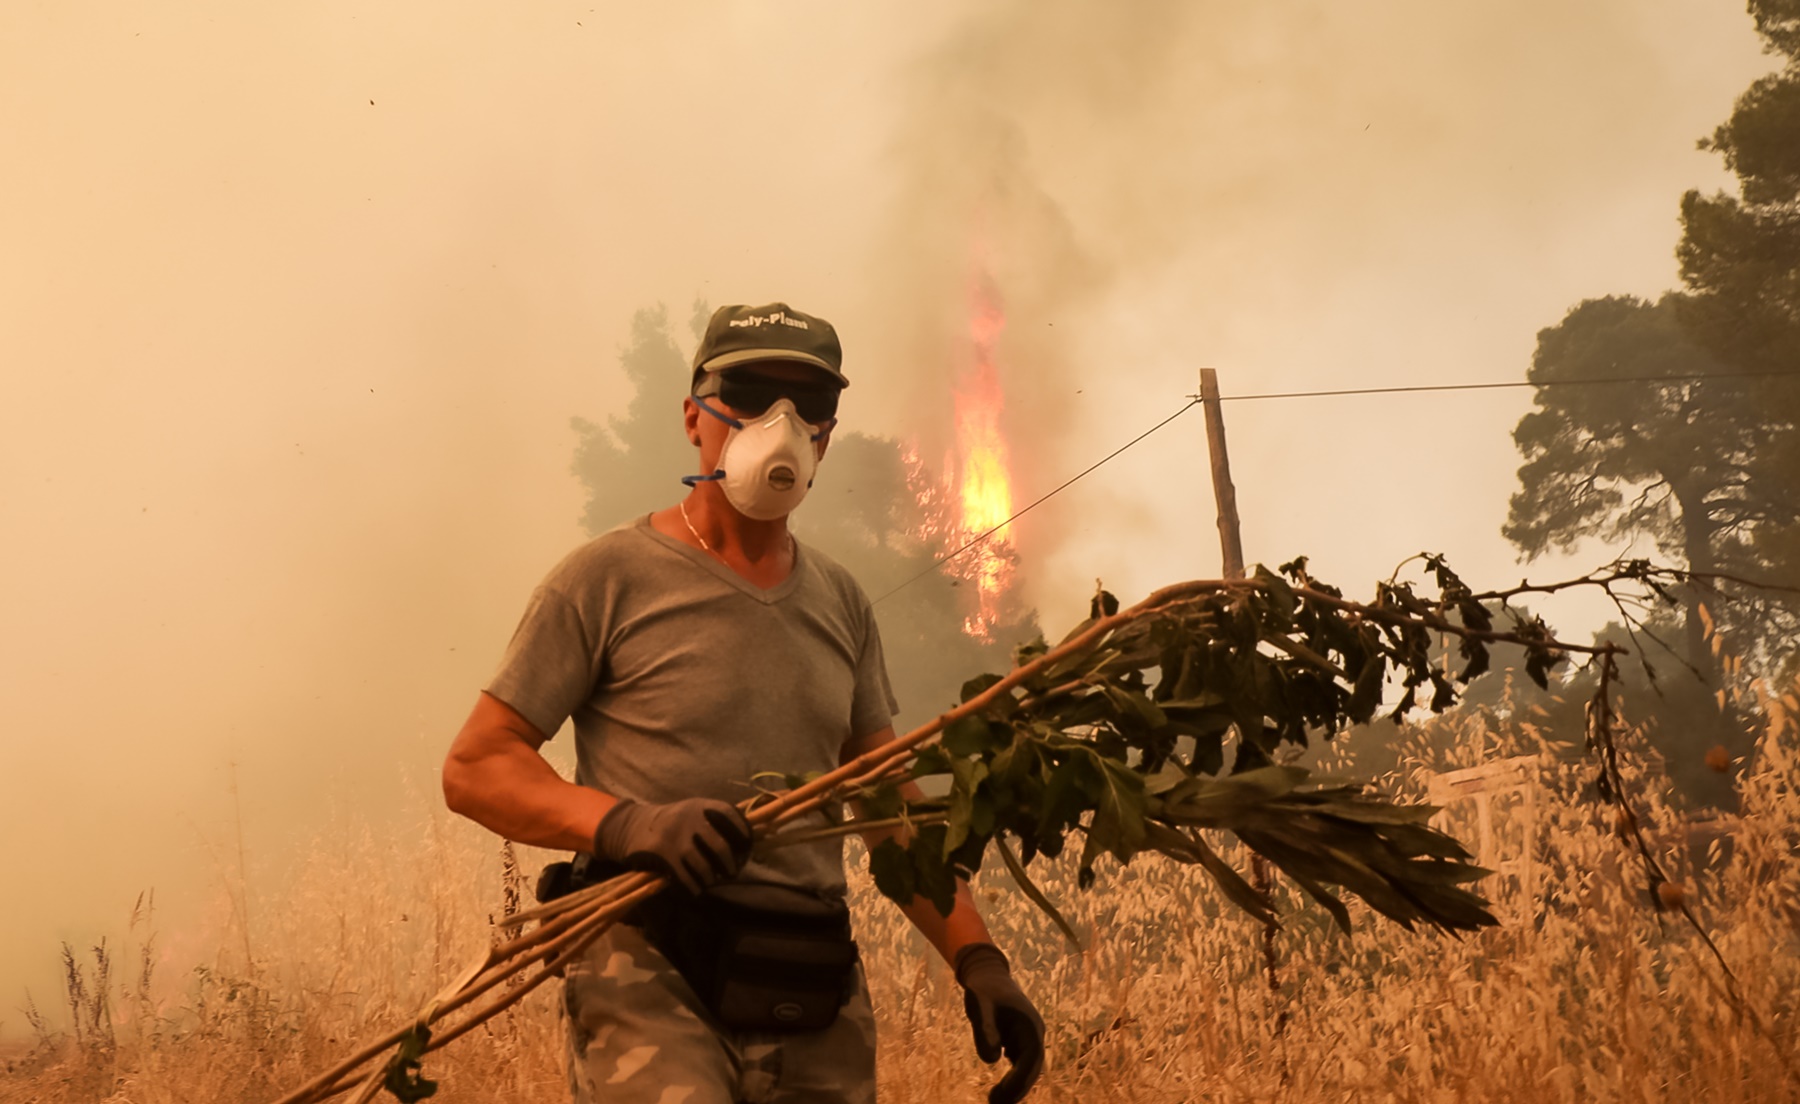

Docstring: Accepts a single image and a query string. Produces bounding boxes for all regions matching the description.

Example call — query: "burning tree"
[944,271,1020,641]
[891,268,1037,648]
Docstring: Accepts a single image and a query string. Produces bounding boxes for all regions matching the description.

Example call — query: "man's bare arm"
[840,726,995,963]
[441,691,614,852]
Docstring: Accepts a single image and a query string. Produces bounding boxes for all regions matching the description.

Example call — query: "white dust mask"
[684,397,826,521]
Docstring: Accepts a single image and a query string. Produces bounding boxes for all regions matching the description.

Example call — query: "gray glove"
[593,798,753,895]
[955,943,1045,1104]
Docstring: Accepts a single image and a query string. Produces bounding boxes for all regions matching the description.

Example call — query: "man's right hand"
[592,798,753,894]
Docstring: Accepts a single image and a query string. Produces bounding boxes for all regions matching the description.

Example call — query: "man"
[442,302,1044,1104]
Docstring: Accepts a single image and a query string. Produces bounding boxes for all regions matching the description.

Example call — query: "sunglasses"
[703,372,842,425]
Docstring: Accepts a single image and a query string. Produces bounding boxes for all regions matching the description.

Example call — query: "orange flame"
[951,274,1017,640]
[900,273,1021,641]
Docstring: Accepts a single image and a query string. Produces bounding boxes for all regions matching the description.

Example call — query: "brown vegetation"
[6,680,1797,1104]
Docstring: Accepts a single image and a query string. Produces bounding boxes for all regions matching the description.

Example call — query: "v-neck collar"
[634,513,805,605]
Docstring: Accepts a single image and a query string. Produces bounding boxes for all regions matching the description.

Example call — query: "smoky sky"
[0,0,1772,1029]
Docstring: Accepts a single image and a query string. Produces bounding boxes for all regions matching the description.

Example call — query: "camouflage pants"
[563,922,877,1104]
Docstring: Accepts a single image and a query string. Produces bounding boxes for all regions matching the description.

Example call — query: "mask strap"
[692,395,744,429]
[685,396,738,487]
[810,417,837,442]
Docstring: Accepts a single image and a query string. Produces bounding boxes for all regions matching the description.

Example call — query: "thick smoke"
[862,1,1202,469]
[854,0,1766,629]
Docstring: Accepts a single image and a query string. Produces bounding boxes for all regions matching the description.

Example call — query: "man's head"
[683,303,846,521]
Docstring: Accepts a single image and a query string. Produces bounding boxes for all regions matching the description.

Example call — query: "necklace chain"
[679,499,727,563]
[678,500,793,565]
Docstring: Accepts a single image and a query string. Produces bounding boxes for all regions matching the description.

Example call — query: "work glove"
[954,943,1045,1104]
[592,798,753,895]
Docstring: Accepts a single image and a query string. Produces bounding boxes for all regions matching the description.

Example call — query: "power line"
[872,365,1800,605]
[1211,367,1800,403]
[871,399,1201,607]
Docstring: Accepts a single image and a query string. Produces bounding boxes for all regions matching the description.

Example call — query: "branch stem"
[758,813,951,851]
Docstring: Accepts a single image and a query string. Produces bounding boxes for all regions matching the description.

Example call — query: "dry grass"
[6,681,1798,1104]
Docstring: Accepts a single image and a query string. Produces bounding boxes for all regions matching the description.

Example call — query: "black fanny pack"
[538,859,859,1033]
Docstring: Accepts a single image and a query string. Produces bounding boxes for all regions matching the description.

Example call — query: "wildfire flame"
[902,272,1019,641]
[952,275,1017,640]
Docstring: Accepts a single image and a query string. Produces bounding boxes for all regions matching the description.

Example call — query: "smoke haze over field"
[0,1,1774,1031]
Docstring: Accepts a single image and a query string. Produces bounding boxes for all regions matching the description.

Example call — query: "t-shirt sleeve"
[851,602,901,740]
[483,584,599,740]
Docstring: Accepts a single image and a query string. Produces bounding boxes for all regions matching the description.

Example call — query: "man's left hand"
[954,943,1045,1104]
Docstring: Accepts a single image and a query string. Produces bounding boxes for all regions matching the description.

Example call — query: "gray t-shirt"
[485,514,898,893]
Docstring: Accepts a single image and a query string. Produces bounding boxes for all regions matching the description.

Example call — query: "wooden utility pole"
[1199,368,1285,1025]
[1199,369,1245,580]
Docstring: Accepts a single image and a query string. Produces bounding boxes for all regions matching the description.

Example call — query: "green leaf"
[1038,755,1096,843]
[1084,753,1149,864]
[1525,651,1551,690]
[1532,648,1566,689]
[1347,654,1385,723]
[1456,596,1494,633]
[1457,640,1490,683]
[911,745,951,779]
[868,839,916,905]
[1144,760,1190,797]
[1254,565,1298,623]
[910,827,962,916]
[1101,684,1168,730]
[1428,672,1456,712]
[1158,690,1228,712]
[943,713,1015,756]
[960,672,1004,703]
[858,780,905,821]
[1188,730,1225,775]
[944,758,992,857]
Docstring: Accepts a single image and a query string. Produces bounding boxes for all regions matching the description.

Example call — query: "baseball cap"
[691,302,847,387]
